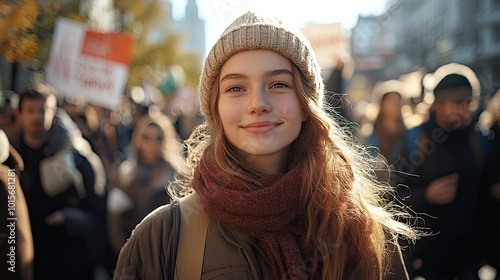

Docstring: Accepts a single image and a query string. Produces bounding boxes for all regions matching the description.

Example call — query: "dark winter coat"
[399,114,490,276]
[12,110,107,280]
[476,120,500,270]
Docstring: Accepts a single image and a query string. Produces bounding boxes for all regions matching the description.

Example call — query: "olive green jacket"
[113,194,409,280]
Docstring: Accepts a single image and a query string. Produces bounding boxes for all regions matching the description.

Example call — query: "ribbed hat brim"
[199,12,324,124]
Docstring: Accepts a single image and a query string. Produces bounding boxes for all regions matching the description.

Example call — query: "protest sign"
[46,18,133,109]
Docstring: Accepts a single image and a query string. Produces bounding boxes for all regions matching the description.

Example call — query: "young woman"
[114,11,417,280]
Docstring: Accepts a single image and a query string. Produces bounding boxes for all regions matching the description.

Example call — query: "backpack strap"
[165,200,181,280]
[175,193,210,280]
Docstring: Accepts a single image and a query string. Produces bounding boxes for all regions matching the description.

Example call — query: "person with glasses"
[107,114,185,258]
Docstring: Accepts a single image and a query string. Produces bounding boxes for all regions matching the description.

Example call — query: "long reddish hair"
[175,61,416,279]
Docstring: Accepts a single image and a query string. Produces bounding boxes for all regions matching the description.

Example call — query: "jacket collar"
[218,222,263,280]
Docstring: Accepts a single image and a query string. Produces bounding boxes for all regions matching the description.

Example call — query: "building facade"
[351,0,500,96]
[153,0,206,66]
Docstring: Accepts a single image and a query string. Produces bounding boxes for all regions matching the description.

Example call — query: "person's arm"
[61,151,107,237]
[114,205,172,280]
[398,172,459,214]
[395,133,459,212]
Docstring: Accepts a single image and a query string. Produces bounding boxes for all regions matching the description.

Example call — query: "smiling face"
[217,50,305,174]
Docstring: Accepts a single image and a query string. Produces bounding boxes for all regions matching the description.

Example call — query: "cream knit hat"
[199,11,324,125]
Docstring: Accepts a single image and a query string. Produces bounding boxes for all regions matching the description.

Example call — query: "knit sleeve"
[113,204,173,280]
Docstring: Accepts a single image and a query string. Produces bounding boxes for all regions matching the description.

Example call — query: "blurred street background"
[0,1,499,279]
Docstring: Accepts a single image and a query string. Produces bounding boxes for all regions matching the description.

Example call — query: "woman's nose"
[247,88,271,114]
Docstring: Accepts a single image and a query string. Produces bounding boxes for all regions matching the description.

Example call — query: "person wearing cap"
[398,65,491,279]
[114,11,417,280]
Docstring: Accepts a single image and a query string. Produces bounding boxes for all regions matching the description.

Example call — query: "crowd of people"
[0,84,192,279]
[357,64,500,279]
[0,10,499,280]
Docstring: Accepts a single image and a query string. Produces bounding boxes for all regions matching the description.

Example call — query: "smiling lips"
[241,121,281,134]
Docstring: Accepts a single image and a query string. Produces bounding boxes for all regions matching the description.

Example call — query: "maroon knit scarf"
[192,151,320,279]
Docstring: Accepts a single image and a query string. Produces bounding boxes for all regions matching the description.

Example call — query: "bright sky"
[171,0,388,51]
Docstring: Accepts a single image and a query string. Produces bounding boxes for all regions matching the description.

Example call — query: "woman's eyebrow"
[220,69,293,83]
[220,73,247,83]
[262,69,293,79]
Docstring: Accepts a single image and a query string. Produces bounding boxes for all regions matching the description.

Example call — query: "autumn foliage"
[0,0,39,62]
[0,0,84,63]
[0,0,200,88]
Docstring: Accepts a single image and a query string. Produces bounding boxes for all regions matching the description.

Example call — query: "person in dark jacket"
[12,86,107,280]
[399,64,490,279]
[477,89,500,279]
[0,129,33,280]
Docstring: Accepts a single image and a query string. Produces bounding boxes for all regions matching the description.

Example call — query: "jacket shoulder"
[114,204,173,280]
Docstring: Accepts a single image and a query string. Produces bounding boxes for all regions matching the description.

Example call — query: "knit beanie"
[199,11,324,126]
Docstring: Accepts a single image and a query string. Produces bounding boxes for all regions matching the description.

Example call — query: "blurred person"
[168,87,203,140]
[11,86,107,280]
[107,114,185,257]
[62,99,102,151]
[63,101,127,182]
[0,129,33,280]
[126,96,150,138]
[325,60,355,131]
[114,11,417,280]
[362,80,407,168]
[94,100,135,162]
[0,90,21,142]
[477,89,500,279]
[361,80,416,277]
[398,64,491,279]
[63,99,129,277]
